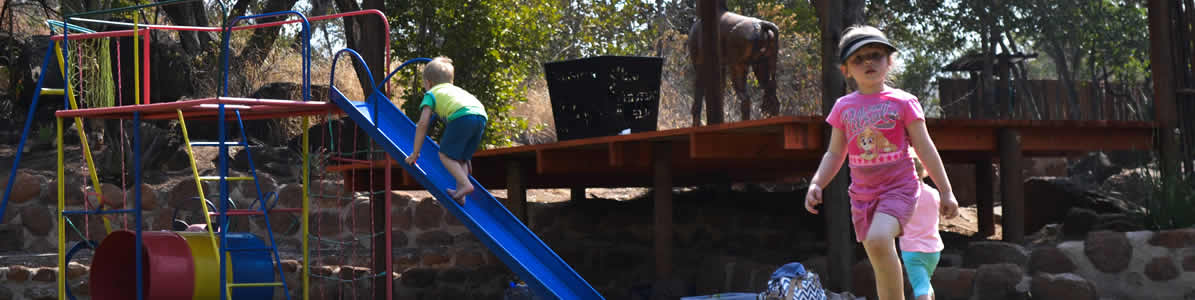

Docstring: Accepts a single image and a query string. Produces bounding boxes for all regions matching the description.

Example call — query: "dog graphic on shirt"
[858,126,897,161]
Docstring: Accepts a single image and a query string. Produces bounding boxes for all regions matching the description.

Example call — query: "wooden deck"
[327,115,1156,290]
[330,116,1156,190]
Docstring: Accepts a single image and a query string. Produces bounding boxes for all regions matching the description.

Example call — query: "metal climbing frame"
[0,1,399,300]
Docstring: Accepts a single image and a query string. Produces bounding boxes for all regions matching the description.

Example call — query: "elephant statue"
[688,0,780,125]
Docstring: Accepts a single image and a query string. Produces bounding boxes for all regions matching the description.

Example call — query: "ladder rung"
[227,282,283,288]
[199,176,254,181]
[209,208,302,216]
[62,209,137,216]
[189,142,246,147]
[41,88,64,95]
[225,247,275,252]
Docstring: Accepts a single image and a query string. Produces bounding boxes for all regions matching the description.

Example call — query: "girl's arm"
[405,107,435,165]
[805,127,847,214]
[906,119,960,219]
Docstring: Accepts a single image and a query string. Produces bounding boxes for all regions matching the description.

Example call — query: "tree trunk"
[233,0,298,68]
[1045,39,1082,120]
[158,0,214,55]
[333,0,388,95]
[228,0,254,22]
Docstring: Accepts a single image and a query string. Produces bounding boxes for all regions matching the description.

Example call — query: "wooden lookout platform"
[329,116,1156,283]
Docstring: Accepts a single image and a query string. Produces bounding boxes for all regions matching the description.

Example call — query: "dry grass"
[515,26,824,144]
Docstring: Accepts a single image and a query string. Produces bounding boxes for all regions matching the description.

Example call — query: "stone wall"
[4,166,1190,300]
[846,230,1195,300]
[0,169,828,299]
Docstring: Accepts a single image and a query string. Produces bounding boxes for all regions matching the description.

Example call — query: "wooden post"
[1148,0,1180,197]
[998,129,1024,243]
[697,0,723,124]
[975,158,995,237]
[653,142,673,280]
[570,187,585,202]
[981,9,996,119]
[817,0,853,292]
[506,161,528,222]
[998,54,1011,118]
[373,160,392,300]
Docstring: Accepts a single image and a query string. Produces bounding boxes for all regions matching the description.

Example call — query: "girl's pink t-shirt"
[825,87,926,201]
[900,183,945,253]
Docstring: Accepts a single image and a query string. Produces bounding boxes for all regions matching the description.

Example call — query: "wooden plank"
[570,187,585,202]
[1019,127,1153,152]
[535,147,611,174]
[784,122,823,150]
[690,132,784,159]
[999,128,1024,243]
[506,161,527,222]
[975,159,995,237]
[930,126,997,151]
[609,141,652,168]
[653,142,673,280]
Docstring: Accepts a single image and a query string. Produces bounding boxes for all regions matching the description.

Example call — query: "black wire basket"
[543,56,663,141]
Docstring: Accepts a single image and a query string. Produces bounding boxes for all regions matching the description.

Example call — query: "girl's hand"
[805,183,823,214]
[940,191,960,219]
[404,153,420,165]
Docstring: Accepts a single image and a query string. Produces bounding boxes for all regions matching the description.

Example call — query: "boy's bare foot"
[448,183,473,205]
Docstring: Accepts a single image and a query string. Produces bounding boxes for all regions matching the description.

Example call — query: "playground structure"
[0,0,1187,298]
[0,1,602,300]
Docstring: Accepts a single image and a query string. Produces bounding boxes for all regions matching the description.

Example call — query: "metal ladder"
[178,108,291,300]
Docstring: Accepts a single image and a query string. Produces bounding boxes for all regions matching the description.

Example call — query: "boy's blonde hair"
[424,56,455,85]
[910,148,928,179]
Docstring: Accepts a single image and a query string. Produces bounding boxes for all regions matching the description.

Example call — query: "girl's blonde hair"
[424,56,455,85]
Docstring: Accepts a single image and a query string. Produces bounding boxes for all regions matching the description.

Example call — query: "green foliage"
[867,0,1149,106]
[1142,169,1195,230]
[387,0,557,147]
[546,0,662,59]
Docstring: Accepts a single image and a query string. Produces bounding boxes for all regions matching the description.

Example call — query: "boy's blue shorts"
[901,251,940,298]
[439,115,486,161]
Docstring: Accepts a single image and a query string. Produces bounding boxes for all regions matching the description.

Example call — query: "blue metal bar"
[1,46,56,223]
[380,57,434,86]
[329,49,377,91]
[220,11,310,99]
[62,209,138,215]
[218,103,229,300]
[329,49,380,124]
[235,110,291,299]
[133,111,144,300]
[64,240,97,300]
[234,111,265,210]
[45,20,97,34]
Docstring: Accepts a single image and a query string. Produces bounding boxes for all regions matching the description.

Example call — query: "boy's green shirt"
[420,83,488,122]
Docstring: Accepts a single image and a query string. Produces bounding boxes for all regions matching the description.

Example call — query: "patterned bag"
[760,262,826,300]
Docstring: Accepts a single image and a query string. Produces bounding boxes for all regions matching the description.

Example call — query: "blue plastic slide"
[330,87,604,300]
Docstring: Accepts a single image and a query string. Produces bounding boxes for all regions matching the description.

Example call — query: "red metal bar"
[142,30,151,104]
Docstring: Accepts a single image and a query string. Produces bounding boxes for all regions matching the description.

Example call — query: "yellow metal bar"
[41,88,65,95]
[56,117,65,300]
[176,109,221,280]
[228,282,283,287]
[199,176,254,181]
[54,39,114,235]
[301,116,310,300]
